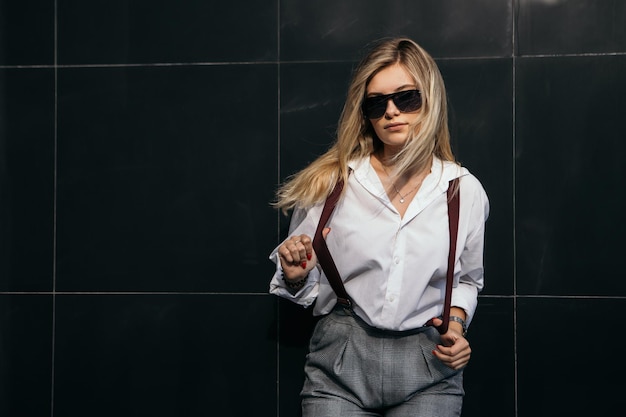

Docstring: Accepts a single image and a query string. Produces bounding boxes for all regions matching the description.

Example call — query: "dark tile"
[53,294,278,417]
[277,298,317,417]
[462,297,515,417]
[278,61,354,240]
[516,55,626,296]
[56,64,278,292]
[517,297,626,416]
[57,0,278,64]
[0,68,55,291]
[0,0,54,65]
[517,0,626,56]
[281,0,512,61]
[0,294,53,416]
[438,58,514,296]
[280,62,354,178]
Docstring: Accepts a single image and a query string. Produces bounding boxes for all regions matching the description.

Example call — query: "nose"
[384,98,400,119]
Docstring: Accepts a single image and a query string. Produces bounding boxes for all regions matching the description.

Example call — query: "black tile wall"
[56,64,278,292]
[517,0,626,56]
[277,299,317,417]
[462,297,515,417]
[516,55,626,296]
[0,294,53,416]
[281,0,513,61]
[2,1,625,416]
[280,62,354,177]
[438,58,514,296]
[0,0,55,65]
[517,297,626,416]
[53,294,277,417]
[57,0,279,64]
[0,68,55,292]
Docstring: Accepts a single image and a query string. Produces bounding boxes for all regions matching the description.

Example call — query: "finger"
[448,353,471,369]
[322,227,331,239]
[445,351,471,369]
[447,359,469,370]
[298,235,312,245]
[437,343,467,357]
[430,317,443,328]
[291,236,302,245]
[299,236,313,261]
[280,238,304,264]
[433,349,470,370]
[292,235,314,262]
[293,240,308,261]
[442,333,463,348]
[279,246,295,263]
[284,237,305,262]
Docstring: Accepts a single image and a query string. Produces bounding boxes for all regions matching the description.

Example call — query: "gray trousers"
[301,307,464,417]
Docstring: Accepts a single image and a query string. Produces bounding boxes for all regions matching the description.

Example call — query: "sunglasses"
[362,89,422,119]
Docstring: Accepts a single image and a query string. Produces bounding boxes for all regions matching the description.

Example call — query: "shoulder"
[459,170,486,196]
[436,158,485,195]
[457,167,490,219]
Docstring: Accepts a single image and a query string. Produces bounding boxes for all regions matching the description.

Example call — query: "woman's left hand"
[430,318,472,370]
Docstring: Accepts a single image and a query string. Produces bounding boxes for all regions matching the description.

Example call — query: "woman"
[269,37,489,416]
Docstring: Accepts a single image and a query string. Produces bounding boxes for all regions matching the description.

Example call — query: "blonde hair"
[273,37,456,214]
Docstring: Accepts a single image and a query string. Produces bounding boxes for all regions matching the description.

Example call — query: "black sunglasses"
[362,89,422,119]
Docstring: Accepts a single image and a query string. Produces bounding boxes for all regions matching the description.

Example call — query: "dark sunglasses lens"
[363,90,421,119]
[363,97,387,119]
[394,90,422,113]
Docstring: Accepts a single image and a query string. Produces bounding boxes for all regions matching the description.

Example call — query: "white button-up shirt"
[269,156,489,331]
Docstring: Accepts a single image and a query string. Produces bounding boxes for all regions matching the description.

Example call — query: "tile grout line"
[512,2,519,417]
[50,1,58,415]
[2,50,625,71]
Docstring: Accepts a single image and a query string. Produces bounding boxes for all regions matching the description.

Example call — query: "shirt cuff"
[451,283,478,326]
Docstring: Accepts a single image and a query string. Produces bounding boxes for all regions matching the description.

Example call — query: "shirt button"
[394,257,400,264]
[388,296,395,302]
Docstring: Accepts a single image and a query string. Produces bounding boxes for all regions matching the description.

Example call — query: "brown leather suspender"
[312,179,351,307]
[312,178,460,334]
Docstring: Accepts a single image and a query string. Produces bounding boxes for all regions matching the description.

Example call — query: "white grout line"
[50,1,58,415]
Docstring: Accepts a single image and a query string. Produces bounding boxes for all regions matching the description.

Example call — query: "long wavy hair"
[273,37,456,214]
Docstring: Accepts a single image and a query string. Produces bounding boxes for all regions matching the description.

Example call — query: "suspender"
[312,178,460,334]
[312,179,351,307]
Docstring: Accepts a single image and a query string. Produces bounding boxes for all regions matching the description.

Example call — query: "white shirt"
[269,156,489,331]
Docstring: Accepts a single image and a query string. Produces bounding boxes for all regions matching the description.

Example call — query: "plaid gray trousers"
[301,307,464,417]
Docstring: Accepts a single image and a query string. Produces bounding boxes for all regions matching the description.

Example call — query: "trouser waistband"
[332,304,431,337]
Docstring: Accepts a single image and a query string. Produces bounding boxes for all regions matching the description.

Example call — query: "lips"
[384,122,407,130]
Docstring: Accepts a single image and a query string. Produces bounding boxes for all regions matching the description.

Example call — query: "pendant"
[399,198,405,203]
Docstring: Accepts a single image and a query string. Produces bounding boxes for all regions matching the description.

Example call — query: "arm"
[433,177,490,369]
[268,206,323,307]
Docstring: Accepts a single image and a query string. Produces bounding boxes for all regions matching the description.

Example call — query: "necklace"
[379,163,423,204]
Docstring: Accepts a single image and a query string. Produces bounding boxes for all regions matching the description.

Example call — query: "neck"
[376,149,432,180]
[378,146,403,166]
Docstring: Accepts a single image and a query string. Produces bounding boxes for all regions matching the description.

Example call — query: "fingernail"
[301,261,307,269]
[432,350,437,356]
[307,253,312,260]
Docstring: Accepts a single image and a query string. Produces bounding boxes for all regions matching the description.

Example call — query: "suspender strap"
[312,179,351,307]
[439,177,460,334]
[313,177,461,333]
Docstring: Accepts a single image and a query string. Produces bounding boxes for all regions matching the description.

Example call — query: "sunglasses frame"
[362,89,422,119]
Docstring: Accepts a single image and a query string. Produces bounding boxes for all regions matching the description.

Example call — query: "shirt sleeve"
[451,175,490,326]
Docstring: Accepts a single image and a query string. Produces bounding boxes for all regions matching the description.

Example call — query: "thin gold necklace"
[379,163,423,204]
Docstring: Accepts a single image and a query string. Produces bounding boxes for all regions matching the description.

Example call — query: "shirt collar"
[348,155,467,190]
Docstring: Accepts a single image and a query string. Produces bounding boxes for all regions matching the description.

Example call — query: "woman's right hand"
[278,229,330,280]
